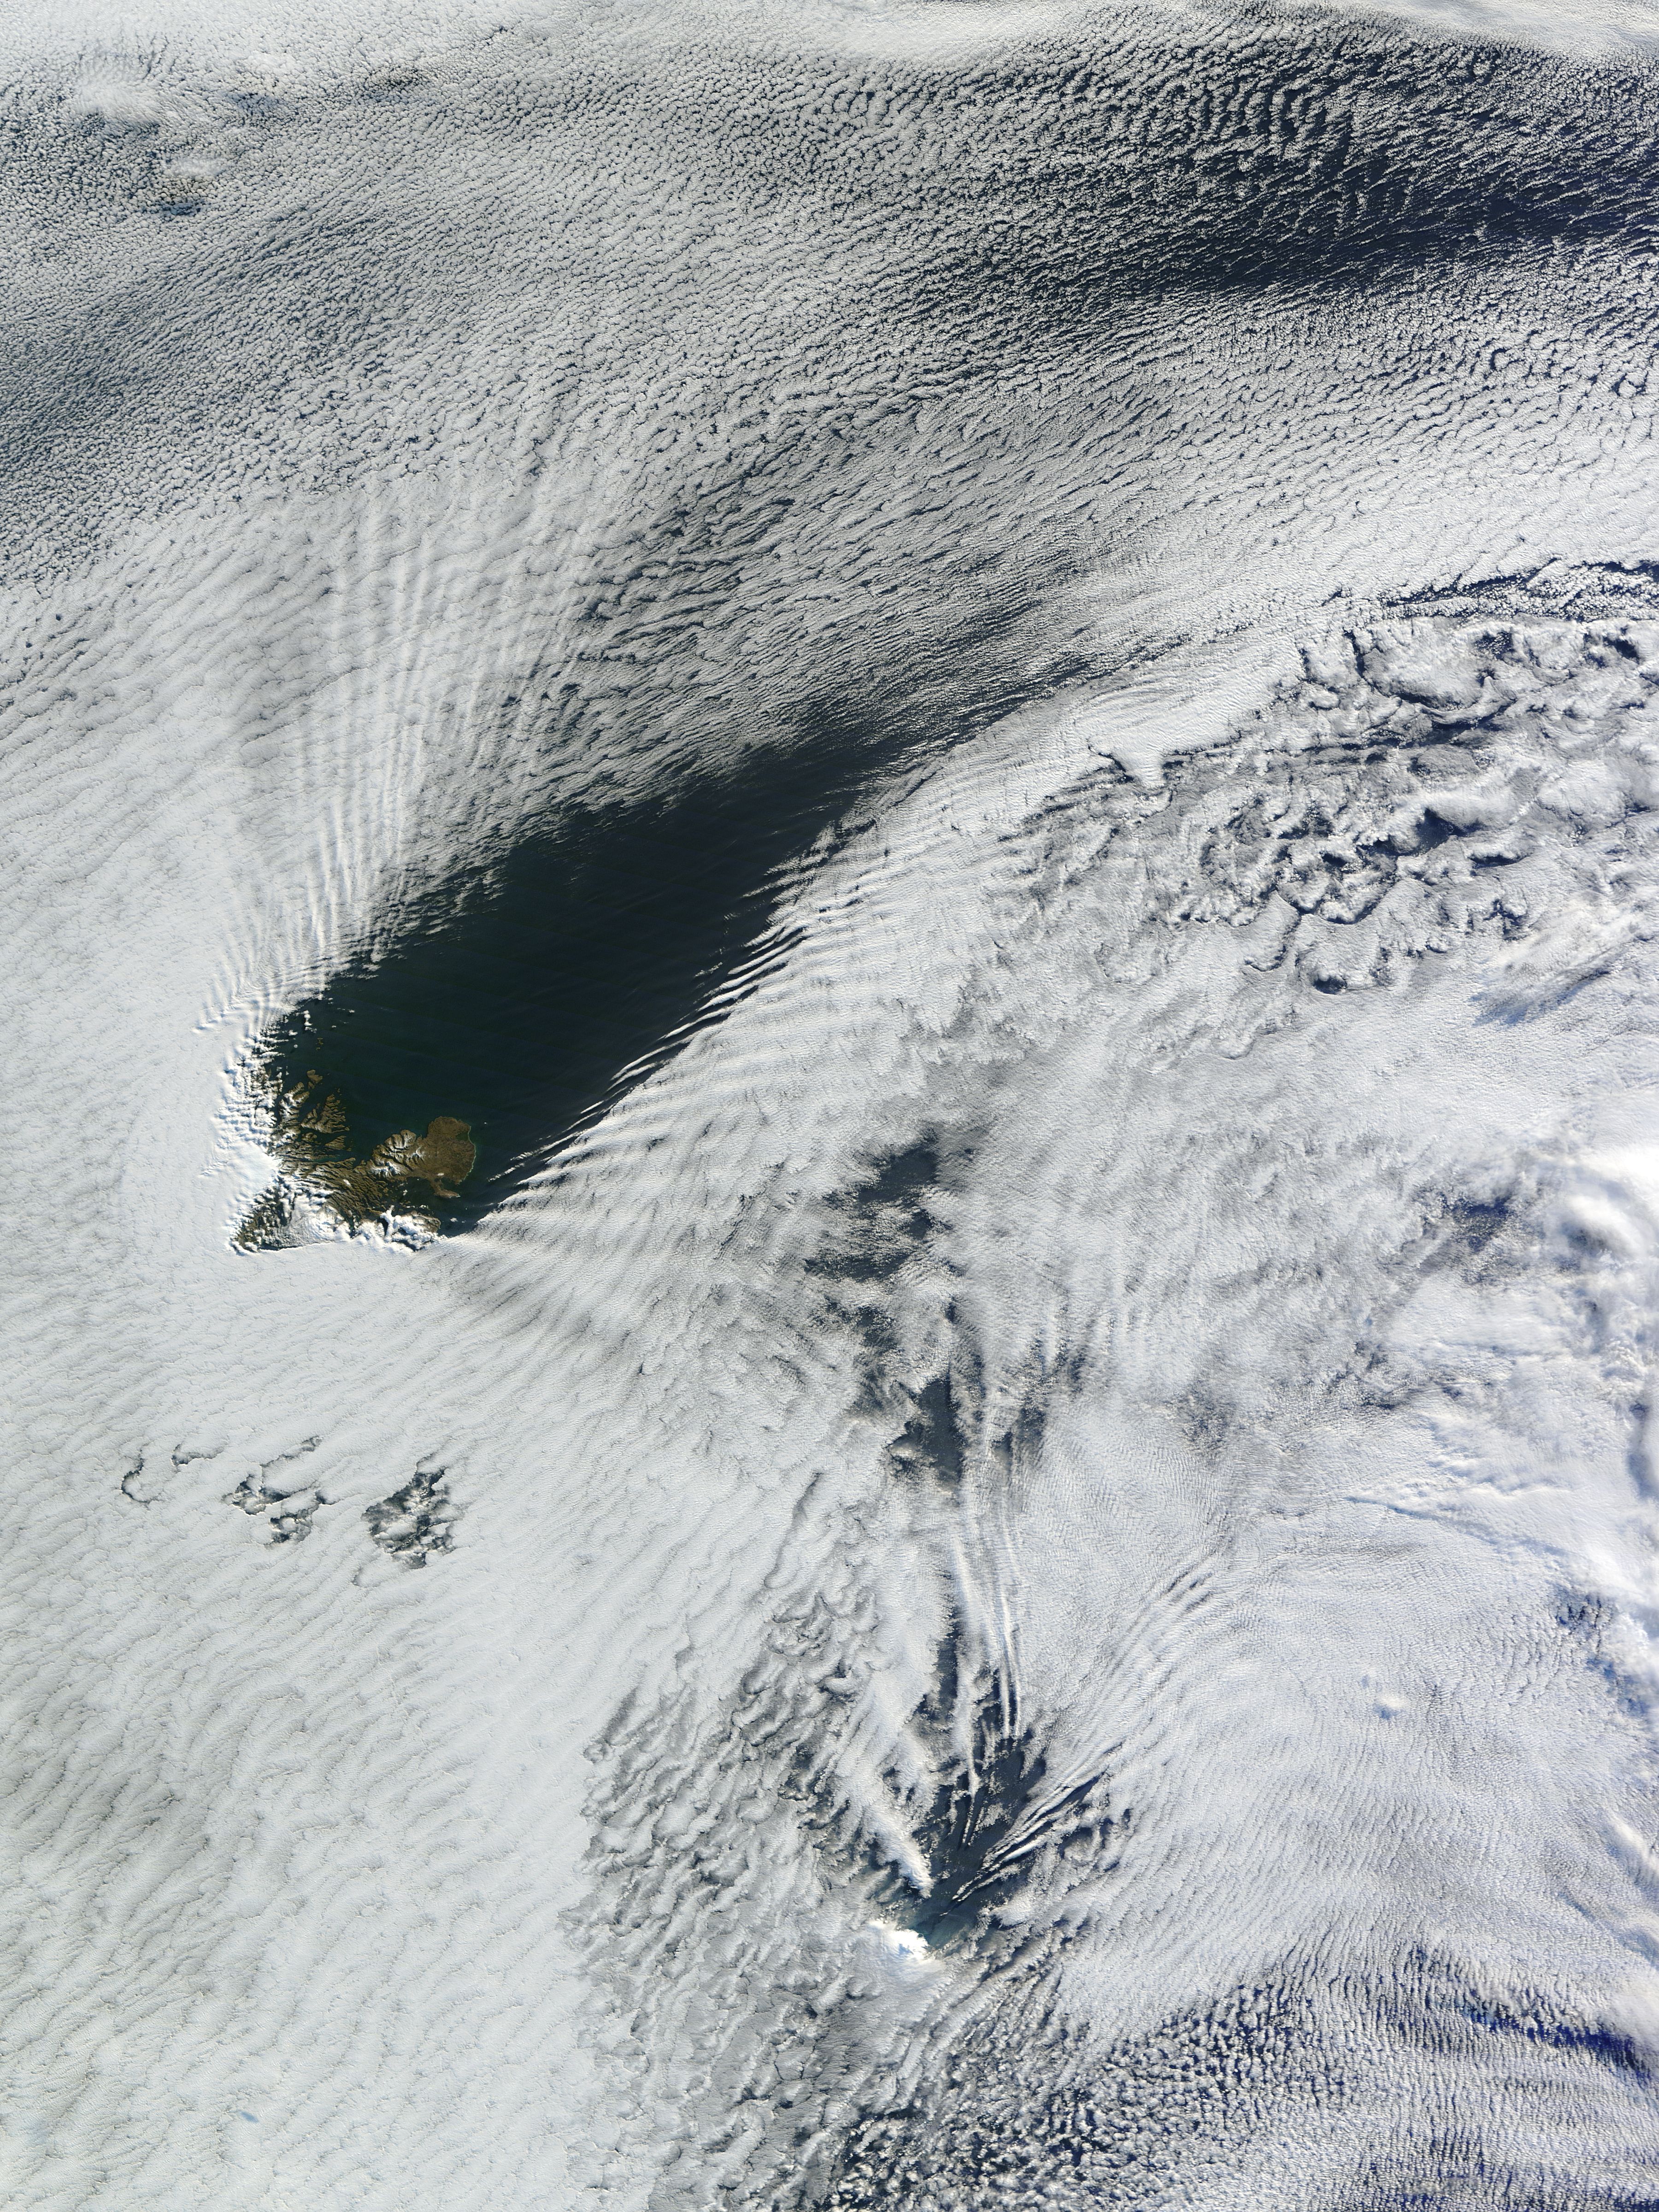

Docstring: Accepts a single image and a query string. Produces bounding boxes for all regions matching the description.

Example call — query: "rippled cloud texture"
[6,1,1659,2205]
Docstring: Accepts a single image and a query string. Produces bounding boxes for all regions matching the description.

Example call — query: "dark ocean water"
[257,743,894,1224]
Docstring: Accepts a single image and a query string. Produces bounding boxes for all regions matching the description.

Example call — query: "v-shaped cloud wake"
[4,4,1659,2206]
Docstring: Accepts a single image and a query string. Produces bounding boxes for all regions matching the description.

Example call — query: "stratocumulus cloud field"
[5,1,1659,2205]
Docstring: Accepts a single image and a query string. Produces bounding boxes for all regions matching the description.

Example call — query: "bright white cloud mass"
[5,2,1659,2205]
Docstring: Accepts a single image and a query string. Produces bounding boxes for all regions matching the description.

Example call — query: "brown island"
[236,1068,477,1248]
